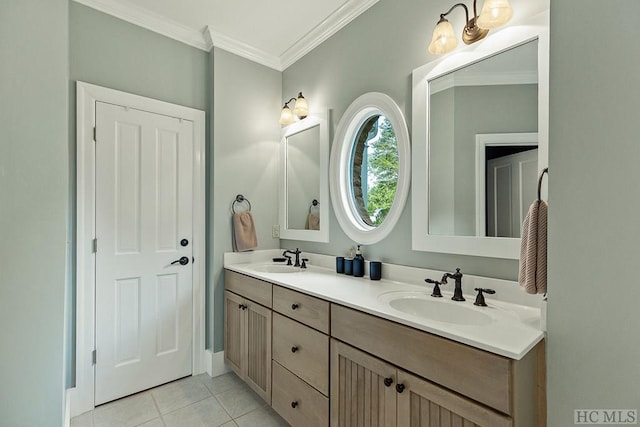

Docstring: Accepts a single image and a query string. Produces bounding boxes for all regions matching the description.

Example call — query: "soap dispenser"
[353,245,365,277]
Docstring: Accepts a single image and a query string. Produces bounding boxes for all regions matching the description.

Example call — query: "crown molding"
[73,0,381,71]
[205,27,282,71]
[72,0,209,51]
[280,0,380,70]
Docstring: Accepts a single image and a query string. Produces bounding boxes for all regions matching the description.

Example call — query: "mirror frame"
[330,92,411,245]
[279,110,330,242]
[411,12,549,259]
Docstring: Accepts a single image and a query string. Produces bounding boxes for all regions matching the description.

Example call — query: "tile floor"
[70,372,289,427]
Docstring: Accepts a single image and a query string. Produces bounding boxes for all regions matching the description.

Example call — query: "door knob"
[171,256,190,266]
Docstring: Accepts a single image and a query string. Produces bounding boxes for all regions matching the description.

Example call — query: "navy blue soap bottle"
[353,245,365,277]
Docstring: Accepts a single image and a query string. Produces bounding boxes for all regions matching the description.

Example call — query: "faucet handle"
[473,288,496,307]
[301,258,308,269]
[284,255,292,266]
[425,278,445,298]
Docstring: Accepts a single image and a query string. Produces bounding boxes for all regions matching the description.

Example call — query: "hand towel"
[305,213,320,230]
[232,211,258,252]
[518,199,548,294]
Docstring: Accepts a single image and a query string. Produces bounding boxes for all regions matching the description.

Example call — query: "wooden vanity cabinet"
[223,269,545,427]
[224,271,273,403]
[331,304,544,427]
[271,286,330,427]
[331,339,512,427]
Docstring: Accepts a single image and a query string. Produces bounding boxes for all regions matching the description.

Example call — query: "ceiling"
[73,0,380,71]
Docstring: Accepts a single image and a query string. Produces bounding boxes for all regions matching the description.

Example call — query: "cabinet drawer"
[273,286,330,333]
[225,270,272,308]
[273,313,329,395]
[331,304,512,415]
[272,361,329,427]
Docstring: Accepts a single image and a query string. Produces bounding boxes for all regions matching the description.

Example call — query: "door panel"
[397,370,512,427]
[95,102,194,405]
[224,291,244,374]
[245,301,272,403]
[487,149,538,238]
[331,339,397,427]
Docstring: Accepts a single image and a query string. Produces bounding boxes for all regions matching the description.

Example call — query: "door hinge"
[92,238,98,253]
[93,126,97,142]
[92,350,97,365]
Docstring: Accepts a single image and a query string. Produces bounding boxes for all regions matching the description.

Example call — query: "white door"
[487,149,538,238]
[95,101,194,405]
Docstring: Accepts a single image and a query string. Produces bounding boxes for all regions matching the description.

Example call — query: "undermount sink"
[247,264,302,274]
[378,291,493,326]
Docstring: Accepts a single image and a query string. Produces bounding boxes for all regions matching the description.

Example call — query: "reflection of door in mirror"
[428,40,538,237]
[486,146,537,238]
[286,125,320,230]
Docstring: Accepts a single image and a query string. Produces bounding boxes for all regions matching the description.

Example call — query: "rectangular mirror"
[279,111,329,242]
[411,13,549,258]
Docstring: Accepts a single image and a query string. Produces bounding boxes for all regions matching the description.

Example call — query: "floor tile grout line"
[148,391,166,427]
[211,392,235,421]
[152,378,215,417]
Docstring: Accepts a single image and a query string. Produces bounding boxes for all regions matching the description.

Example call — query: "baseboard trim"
[64,388,73,426]
[207,350,230,377]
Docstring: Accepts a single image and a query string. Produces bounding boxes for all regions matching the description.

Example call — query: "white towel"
[519,200,547,294]
[232,211,258,252]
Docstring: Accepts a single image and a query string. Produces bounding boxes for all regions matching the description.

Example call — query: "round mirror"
[330,92,410,244]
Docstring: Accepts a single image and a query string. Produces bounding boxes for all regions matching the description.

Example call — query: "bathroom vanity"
[223,251,545,427]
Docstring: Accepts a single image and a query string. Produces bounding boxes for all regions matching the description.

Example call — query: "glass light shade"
[293,94,309,118]
[428,19,458,55]
[477,0,513,29]
[279,106,295,125]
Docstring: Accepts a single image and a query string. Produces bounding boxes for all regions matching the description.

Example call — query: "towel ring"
[232,194,251,213]
[309,199,319,213]
[537,168,549,201]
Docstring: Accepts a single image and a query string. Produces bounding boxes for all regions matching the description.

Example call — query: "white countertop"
[224,251,544,360]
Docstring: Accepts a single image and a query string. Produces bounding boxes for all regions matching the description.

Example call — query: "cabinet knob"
[291,303,299,310]
[291,401,298,409]
[291,346,299,353]
[383,377,393,387]
[238,304,247,310]
[396,383,405,393]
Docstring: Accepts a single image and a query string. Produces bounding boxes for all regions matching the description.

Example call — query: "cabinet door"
[245,300,272,403]
[224,291,244,375]
[396,371,512,427]
[331,339,397,427]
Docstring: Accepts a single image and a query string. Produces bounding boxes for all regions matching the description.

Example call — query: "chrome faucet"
[441,268,465,301]
[282,248,302,267]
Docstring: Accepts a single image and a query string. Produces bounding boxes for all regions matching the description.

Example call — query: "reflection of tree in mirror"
[367,117,398,225]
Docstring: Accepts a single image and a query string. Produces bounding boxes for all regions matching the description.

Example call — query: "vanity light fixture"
[279,92,309,125]
[428,0,513,55]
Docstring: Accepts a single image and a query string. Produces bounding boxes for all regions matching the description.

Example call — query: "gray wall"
[547,1,640,424]
[211,48,282,351]
[70,3,209,110]
[453,84,537,235]
[69,1,210,380]
[0,0,69,425]
[281,0,548,279]
[427,89,455,235]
